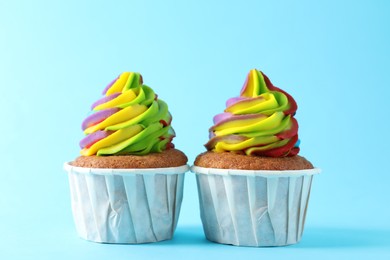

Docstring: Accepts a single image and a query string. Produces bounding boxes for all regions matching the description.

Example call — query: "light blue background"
[1,0,389,259]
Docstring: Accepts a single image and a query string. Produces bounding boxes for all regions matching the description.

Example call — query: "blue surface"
[1,225,390,259]
[1,0,390,259]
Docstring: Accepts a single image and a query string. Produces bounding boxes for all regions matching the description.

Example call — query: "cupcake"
[192,69,320,247]
[64,72,189,244]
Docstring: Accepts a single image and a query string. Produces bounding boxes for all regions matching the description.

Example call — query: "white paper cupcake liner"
[64,163,189,244]
[191,166,321,247]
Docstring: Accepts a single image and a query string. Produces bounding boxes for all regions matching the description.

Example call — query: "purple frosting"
[213,112,233,125]
[226,96,246,107]
[79,130,112,149]
[211,113,267,131]
[102,75,119,95]
[81,108,120,131]
[91,92,121,110]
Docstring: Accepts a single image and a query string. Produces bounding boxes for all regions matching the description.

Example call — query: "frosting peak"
[80,72,175,156]
[205,69,300,157]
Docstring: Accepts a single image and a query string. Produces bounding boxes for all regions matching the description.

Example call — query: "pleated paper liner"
[64,163,189,243]
[191,166,320,247]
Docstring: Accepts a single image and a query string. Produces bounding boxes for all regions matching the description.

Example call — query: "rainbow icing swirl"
[206,69,300,157]
[80,72,175,156]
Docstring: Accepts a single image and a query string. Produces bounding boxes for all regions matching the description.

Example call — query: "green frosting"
[80,72,175,156]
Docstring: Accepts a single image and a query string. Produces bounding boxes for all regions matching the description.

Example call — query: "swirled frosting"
[206,69,300,157]
[80,72,175,156]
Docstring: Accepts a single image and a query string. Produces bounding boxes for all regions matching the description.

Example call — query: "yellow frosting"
[206,69,300,157]
[80,72,175,156]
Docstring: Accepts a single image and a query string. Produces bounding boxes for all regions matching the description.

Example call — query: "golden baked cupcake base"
[71,149,188,169]
[194,151,313,171]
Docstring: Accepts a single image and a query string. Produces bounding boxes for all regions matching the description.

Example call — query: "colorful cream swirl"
[206,69,300,157]
[80,72,175,156]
